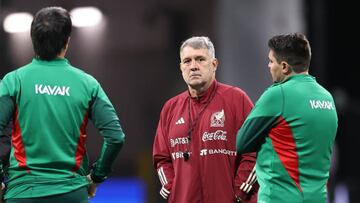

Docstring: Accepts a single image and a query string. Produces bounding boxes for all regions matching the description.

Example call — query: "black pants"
[5,186,88,203]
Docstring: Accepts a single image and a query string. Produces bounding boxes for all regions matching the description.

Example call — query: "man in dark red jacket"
[153,36,258,203]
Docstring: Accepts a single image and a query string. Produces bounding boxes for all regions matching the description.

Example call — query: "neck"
[188,80,214,98]
[57,50,66,58]
[57,42,69,59]
[283,70,309,82]
[189,87,205,98]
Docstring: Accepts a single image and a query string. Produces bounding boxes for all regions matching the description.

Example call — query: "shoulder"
[0,67,25,85]
[2,63,31,78]
[218,82,245,94]
[0,66,29,94]
[68,65,96,80]
[316,83,334,98]
[1,70,16,81]
[158,91,187,120]
[162,91,187,109]
[255,84,283,108]
[68,65,100,87]
[217,82,251,101]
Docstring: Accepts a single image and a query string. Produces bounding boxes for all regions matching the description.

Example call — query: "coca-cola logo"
[202,130,227,142]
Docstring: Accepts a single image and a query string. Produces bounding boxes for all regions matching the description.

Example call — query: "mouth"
[189,74,201,78]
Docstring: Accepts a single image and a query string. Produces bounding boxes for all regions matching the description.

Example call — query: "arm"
[236,116,277,155]
[0,96,13,189]
[153,104,174,200]
[233,90,258,202]
[236,86,282,155]
[234,86,283,202]
[0,123,11,165]
[88,84,125,185]
[234,153,258,202]
[0,78,16,189]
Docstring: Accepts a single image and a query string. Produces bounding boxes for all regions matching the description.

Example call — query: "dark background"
[0,0,358,202]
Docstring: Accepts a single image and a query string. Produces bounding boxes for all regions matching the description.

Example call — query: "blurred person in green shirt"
[0,7,125,203]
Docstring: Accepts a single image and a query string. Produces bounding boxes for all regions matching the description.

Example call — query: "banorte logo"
[202,130,227,142]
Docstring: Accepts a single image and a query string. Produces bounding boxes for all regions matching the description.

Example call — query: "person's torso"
[257,75,338,203]
[164,83,246,203]
[4,58,96,198]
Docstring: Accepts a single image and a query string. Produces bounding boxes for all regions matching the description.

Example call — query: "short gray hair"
[180,36,215,58]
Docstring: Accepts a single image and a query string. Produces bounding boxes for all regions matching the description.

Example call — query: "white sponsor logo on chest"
[202,130,227,142]
[170,137,189,147]
[200,148,236,156]
[171,151,191,160]
[35,84,70,96]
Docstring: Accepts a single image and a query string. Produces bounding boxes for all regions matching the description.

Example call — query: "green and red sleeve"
[236,85,282,154]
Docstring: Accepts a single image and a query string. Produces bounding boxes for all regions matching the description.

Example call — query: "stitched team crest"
[210,109,225,127]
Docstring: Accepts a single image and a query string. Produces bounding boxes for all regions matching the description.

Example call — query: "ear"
[281,61,292,75]
[64,37,71,51]
[212,58,219,72]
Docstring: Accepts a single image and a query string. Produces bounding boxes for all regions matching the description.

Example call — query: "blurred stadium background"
[0,0,357,202]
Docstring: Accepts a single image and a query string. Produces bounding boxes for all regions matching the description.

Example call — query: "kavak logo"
[309,99,335,110]
[210,109,225,127]
[35,84,70,96]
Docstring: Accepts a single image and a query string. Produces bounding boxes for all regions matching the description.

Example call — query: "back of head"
[268,33,311,73]
[31,7,72,61]
[180,36,216,58]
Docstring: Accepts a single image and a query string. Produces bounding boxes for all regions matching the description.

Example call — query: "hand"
[88,182,97,198]
[235,196,243,203]
[87,175,98,198]
[1,182,5,190]
[159,186,170,199]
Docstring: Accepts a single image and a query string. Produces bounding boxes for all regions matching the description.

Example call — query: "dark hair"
[268,33,311,73]
[31,7,72,61]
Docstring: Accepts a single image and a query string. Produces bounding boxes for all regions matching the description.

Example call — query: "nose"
[190,66,199,71]
[190,60,199,71]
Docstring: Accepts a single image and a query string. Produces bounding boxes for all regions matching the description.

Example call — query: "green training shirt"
[0,58,125,199]
[236,74,338,203]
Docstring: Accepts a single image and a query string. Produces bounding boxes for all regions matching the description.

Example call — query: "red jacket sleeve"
[234,90,259,203]
[152,103,175,197]
[234,152,259,202]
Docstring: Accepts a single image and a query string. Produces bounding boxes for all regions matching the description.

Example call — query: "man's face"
[268,50,286,83]
[180,46,218,90]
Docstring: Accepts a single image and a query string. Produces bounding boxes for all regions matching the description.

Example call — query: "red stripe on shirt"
[12,108,27,168]
[72,112,89,172]
[269,116,302,192]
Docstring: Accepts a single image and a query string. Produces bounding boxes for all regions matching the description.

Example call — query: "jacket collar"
[188,80,217,104]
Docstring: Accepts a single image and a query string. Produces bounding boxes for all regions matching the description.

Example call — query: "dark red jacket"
[153,81,258,203]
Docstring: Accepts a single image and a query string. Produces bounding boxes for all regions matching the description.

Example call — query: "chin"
[188,79,201,85]
[189,81,205,89]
